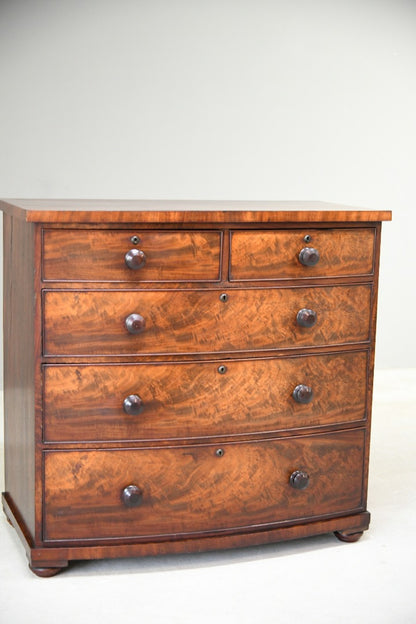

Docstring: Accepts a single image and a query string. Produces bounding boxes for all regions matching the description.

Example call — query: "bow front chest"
[0,200,391,576]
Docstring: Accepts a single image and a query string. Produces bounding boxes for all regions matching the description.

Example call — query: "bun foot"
[334,530,364,543]
[29,565,64,578]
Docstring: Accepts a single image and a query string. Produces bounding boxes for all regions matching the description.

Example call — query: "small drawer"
[42,229,222,282]
[230,228,375,280]
[43,429,365,542]
[43,351,368,442]
[43,284,372,356]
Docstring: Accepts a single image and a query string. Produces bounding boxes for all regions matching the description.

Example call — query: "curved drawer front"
[43,285,372,356]
[43,429,365,542]
[43,351,368,442]
[230,228,375,280]
[42,229,222,282]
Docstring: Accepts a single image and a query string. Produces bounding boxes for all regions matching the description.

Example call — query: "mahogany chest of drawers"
[0,199,391,576]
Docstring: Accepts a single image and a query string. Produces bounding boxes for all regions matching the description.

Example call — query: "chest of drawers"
[0,200,391,576]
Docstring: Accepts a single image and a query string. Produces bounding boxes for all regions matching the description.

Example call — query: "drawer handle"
[296,308,317,328]
[125,313,146,334]
[299,247,320,267]
[123,394,144,416]
[121,485,143,508]
[289,470,310,490]
[125,248,146,270]
[292,384,313,404]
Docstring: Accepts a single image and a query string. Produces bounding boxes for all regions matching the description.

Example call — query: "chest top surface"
[0,198,392,223]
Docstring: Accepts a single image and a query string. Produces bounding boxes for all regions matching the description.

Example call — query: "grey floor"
[1,368,415,624]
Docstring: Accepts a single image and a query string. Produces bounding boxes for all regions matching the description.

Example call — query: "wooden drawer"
[230,228,375,280]
[43,351,368,442]
[42,229,222,282]
[43,284,372,356]
[43,429,365,542]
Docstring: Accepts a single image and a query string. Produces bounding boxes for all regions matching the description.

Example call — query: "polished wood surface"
[43,285,372,356]
[0,199,392,223]
[2,491,370,576]
[43,351,368,442]
[2,214,37,539]
[43,429,365,541]
[43,229,222,282]
[0,201,387,575]
[334,529,365,542]
[230,228,375,280]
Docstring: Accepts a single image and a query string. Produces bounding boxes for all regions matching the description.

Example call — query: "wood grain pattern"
[43,285,372,356]
[42,229,222,282]
[43,351,368,442]
[3,491,370,575]
[230,228,375,280]
[0,201,388,575]
[43,429,365,541]
[0,199,392,223]
[2,214,36,539]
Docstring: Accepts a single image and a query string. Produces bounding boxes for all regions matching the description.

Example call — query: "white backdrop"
[1,0,415,376]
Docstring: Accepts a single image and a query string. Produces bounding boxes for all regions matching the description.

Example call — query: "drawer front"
[43,285,372,356]
[43,351,368,442]
[230,228,375,280]
[43,429,365,541]
[42,229,222,282]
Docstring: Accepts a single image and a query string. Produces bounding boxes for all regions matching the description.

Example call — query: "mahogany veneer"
[43,285,371,356]
[0,199,391,576]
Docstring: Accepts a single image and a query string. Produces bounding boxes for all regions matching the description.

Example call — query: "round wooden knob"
[299,247,320,266]
[289,470,310,490]
[125,249,146,270]
[292,384,313,404]
[121,485,143,508]
[125,313,146,334]
[296,308,317,328]
[123,394,144,416]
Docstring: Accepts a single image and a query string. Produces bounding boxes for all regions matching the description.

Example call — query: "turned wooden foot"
[29,565,64,578]
[334,530,364,543]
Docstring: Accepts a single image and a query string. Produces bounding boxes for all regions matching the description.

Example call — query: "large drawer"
[43,429,366,541]
[43,284,372,356]
[230,228,375,280]
[42,229,222,282]
[43,351,368,442]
